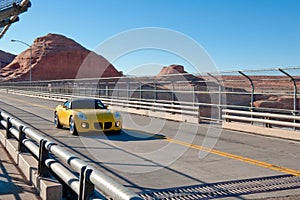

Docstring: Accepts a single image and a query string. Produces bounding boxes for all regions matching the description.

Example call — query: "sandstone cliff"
[253,96,300,110]
[0,33,122,81]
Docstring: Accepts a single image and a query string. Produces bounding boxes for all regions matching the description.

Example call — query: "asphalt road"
[1,91,300,199]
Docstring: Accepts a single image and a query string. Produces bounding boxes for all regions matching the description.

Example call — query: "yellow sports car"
[54,98,122,135]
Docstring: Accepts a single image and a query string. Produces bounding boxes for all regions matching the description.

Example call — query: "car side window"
[95,100,105,109]
[63,101,70,109]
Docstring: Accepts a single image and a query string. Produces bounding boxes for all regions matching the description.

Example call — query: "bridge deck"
[1,91,300,199]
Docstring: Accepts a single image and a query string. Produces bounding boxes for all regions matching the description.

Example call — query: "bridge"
[1,67,300,199]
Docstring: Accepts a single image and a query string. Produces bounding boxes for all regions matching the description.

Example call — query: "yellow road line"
[2,93,300,176]
[0,94,53,111]
[165,137,300,176]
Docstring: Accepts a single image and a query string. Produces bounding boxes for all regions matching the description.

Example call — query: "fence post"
[207,73,223,122]
[238,71,254,111]
[79,166,95,200]
[278,68,298,130]
[38,139,49,177]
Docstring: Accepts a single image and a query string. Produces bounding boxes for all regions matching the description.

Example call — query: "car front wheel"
[54,112,63,128]
[69,116,78,135]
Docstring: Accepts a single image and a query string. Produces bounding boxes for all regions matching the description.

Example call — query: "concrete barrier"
[223,122,300,141]
[0,130,62,200]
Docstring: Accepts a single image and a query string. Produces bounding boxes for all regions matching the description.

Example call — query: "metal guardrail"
[222,109,300,130]
[1,67,300,123]
[5,88,200,118]
[0,109,142,200]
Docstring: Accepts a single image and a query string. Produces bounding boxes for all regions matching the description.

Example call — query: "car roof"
[70,98,99,102]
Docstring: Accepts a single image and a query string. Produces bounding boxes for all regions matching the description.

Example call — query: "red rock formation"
[0,50,15,68]
[157,64,201,83]
[157,64,186,76]
[0,33,122,81]
[254,96,300,110]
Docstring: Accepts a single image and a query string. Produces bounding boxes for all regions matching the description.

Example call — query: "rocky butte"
[0,33,296,112]
[0,33,122,81]
[157,64,186,75]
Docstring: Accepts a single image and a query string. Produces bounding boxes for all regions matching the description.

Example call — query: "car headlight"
[115,121,121,127]
[114,112,121,119]
[77,112,87,120]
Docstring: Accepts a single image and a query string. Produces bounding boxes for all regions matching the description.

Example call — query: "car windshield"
[71,99,106,109]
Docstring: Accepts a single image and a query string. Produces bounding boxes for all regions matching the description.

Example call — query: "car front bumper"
[75,119,122,132]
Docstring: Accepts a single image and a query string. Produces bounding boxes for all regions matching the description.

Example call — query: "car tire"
[69,116,78,135]
[54,112,63,128]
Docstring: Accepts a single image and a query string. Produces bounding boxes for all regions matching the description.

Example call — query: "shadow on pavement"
[78,129,166,142]
[0,144,40,199]
[139,174,300,199]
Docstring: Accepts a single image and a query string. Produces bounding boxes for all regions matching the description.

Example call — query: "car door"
[58,101,71,126]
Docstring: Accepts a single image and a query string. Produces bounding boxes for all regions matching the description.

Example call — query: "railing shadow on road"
[139,174,300,199]
[0,161,23,199]
[0,147,38,199]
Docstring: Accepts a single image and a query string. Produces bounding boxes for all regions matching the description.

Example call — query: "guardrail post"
[225,111,231,122]
[264,116,272,128]
[139,82,143,110]
[126,82,130,100]
[79,166,94,200]
[6,117,12,138]
[17,125,26,152]
[38,139,49,177]
[191,80,199,119]
[0,111,2,127]
[105,82,108,97]
[154,81,157,103]
[171,81,175,104]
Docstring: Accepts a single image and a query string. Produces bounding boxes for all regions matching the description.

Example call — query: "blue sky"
[1,0,300,75]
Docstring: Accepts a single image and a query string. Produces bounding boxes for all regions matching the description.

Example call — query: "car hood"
[74,109,114,120]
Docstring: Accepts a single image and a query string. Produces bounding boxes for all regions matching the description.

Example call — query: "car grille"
[104,122,112,129]
[94,122,112,130]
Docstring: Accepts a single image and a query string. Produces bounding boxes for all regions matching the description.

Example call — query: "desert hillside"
[0,33,122,81]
